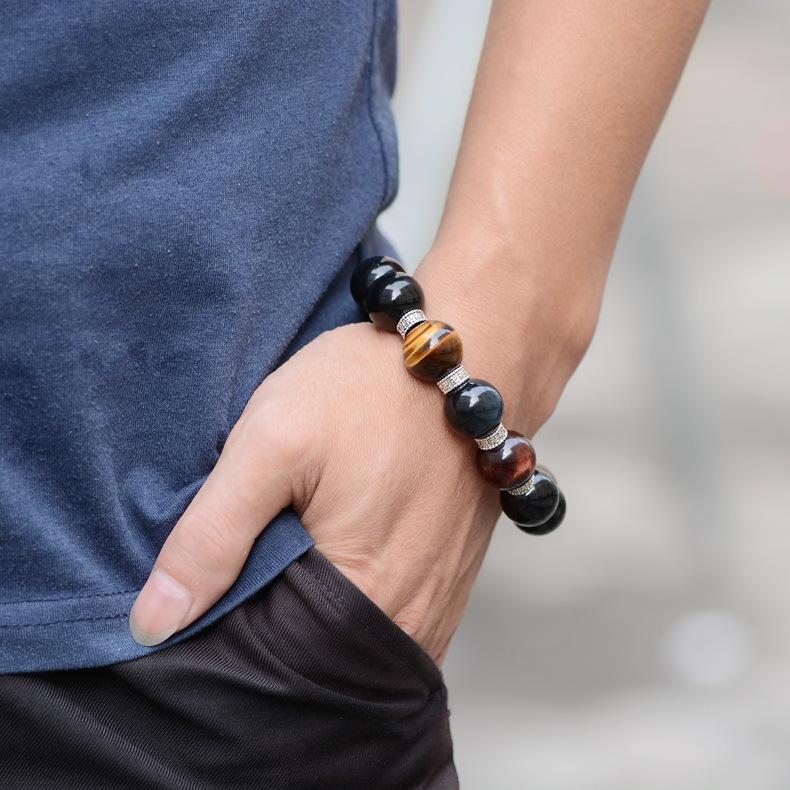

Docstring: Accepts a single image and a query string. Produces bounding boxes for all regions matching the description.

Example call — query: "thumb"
[128,403,299,646]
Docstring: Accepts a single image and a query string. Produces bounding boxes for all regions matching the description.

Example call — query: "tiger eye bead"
[476,430,536,488]
[350,256,404,310]
[403,320,463,382]
[445,379,504,438]
[499,468,560,528]
[364,272,425,332]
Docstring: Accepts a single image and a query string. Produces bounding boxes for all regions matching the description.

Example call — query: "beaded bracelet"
[351,255,566,535]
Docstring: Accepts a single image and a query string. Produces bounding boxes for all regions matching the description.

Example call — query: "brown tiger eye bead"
[402,320,463,382]
[476,430,536,489]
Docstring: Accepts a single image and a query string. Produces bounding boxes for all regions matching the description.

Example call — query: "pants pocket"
[237,546,459,788]
[304,547,445,686]
[243,546,446,707]
[0,547,459,790]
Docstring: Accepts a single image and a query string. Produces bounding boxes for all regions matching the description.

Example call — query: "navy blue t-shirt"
[0,0,399,673]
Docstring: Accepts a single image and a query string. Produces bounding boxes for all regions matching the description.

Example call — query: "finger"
[128,404,298,646]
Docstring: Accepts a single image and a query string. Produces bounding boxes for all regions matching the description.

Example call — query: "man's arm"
[420,0,710,432]
[129,0,709,662]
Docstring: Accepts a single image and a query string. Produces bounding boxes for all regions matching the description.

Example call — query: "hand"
[129,319,503,664]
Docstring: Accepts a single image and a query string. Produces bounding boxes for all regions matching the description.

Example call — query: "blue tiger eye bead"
[350,256,404,311]
[444,378,504,438]
[500,469,560,529]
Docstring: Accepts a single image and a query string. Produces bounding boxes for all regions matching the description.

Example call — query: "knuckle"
[237,397,321,504]
[236,397,305,467]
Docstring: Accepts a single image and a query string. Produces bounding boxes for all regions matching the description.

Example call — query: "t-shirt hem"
[0,509,313,674]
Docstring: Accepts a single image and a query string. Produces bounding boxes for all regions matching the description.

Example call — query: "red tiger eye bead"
[402,320,463,382]
[476,430,536,489]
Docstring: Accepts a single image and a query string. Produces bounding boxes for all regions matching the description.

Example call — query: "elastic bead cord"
[351,256,566,535]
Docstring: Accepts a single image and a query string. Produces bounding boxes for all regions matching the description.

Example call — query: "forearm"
[417,0,709,432]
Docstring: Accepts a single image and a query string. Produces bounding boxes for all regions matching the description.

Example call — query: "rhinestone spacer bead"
[504,475,535,497]
[396,309,427,339]
[475,423,508,451]
[436,364,470,395]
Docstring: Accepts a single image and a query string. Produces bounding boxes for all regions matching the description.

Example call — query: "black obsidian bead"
[519,491,566,535]
[364,271,425,332]
[499,469,560,529]
[350,256,404,310]
[444,379,504,439]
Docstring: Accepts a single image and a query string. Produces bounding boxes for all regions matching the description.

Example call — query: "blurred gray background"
[379,2,790,788]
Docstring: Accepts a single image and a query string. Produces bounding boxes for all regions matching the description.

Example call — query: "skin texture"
[130,0,710,664]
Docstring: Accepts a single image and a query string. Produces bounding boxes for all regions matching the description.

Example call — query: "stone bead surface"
[519,491,566,535]
[402,320,463,382]
[476,430,536,488]
[499,468,560,528]
[444,378,504,438]
[350,256,404,310]
[364,272,425,332]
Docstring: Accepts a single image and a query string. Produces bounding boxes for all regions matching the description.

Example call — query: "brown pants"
[0,548,457,789]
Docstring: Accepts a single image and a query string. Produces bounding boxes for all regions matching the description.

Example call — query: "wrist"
[350,253,569,542]
[415,239,598,435]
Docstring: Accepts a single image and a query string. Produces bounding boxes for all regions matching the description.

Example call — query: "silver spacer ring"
[475,423,508,451]
[396,309,427,339]
[504,475,535,497]
[436,364,470,395]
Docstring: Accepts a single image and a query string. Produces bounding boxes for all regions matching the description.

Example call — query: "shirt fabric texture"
[0,0,399,673]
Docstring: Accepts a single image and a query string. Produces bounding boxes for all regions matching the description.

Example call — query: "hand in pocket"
[129,321,502,664]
